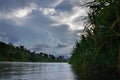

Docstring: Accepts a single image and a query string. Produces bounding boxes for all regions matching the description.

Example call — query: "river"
[0,62,119,80]
[0,62,76,80]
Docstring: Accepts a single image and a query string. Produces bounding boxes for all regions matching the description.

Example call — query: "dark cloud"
[0,0,87,56]
[0,19,19,43]
[55,0,73,11]
[32,44,51,51]
[56,44,67,48]
[0,0,31,11]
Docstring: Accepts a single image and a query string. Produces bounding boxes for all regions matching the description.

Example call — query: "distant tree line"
[0,41,65,62]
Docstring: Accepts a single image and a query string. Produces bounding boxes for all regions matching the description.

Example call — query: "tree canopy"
[0,41,65,62]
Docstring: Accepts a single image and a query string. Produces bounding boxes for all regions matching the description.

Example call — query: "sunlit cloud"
[39,8,56,15]
[10,3,37,18]
[0,3,37,20]
[48,6,87,31]
[13,8,33,18]
[0,3,38,26]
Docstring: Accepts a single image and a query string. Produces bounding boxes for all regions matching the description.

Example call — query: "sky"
[0,0,89,57]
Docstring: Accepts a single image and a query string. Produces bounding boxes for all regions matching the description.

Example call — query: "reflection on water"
[0,62,76,80]
[71,65,120,80]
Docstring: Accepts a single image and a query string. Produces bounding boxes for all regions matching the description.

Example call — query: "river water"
[0,62,76,80]
[0,62,119,80]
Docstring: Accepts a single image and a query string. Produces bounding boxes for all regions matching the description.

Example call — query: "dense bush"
[70,0,120,74]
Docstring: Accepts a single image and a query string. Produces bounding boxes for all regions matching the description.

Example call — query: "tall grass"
[70,0,120,74]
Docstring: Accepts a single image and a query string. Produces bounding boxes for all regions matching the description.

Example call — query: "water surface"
[0,62,76,80]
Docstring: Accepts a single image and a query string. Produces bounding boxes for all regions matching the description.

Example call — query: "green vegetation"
[0,41,64,62]
[70,0,120,75]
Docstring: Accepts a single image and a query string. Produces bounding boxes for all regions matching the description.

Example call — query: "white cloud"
[10,3,37,18]
[39,8,56,15]
[39,5,87,31]
[0,3,37,19]
[37,0,89,31]
[0,3,38,26]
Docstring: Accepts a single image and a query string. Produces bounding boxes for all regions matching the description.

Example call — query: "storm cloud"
[0,0,88,56]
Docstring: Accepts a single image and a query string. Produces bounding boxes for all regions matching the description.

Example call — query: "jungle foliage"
[0,41,64,62]
[70,0,120,74]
